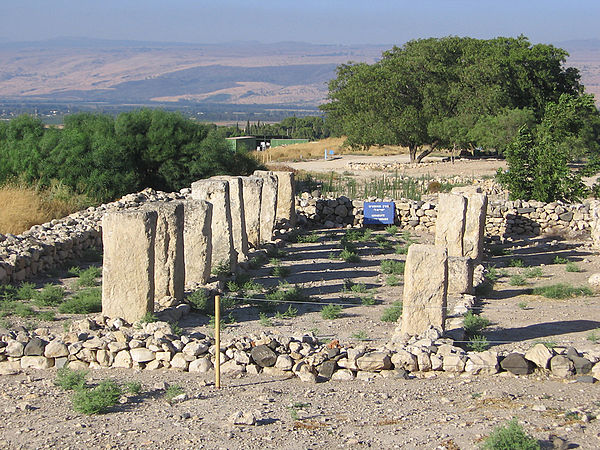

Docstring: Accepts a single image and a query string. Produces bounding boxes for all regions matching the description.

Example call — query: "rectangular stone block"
[401,244,448,336]
[212,176,249,262]
[191,179,236,272]
[463,193,487,261]
[102,210,157,323]
[139,201,185,306]
[447,256,474,295]
[183,199,213,285]
[253,170,278,244]
[241,176,263,248]
[434,193,467,257]
[272,171,296,226]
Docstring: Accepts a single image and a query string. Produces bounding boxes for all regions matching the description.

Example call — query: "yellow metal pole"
[215,294,221,389]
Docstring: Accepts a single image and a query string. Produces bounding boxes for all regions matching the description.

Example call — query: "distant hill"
[0,38,386,107]
[0,38,597,108]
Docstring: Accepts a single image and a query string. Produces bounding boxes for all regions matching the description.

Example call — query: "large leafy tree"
[322,36,585,162]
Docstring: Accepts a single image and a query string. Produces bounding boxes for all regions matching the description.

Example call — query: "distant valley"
[0,38,598,115]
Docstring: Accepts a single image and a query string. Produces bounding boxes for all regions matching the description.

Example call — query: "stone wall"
[2,316,599,381]
[296,192,597,237]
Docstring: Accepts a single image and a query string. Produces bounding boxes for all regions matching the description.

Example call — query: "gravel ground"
[2,229,600,449]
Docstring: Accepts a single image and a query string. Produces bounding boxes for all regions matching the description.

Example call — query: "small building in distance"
[226,136,309,152]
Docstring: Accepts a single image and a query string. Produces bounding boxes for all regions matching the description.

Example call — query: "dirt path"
[272,155,506,180]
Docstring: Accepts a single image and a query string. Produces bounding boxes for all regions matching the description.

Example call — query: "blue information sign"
[363,202,395,225]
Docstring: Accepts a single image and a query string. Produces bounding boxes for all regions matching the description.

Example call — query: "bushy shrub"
[480,418,540,449]
[58,288,101,314]
[54,367,88,391]
[72,380,122,415]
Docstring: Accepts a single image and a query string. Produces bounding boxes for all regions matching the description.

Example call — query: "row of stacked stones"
[295,193,597,237]
[101,171,296,323]
[395,188,487,340]
[2,319,599,382]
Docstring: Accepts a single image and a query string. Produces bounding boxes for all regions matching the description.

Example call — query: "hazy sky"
[1,0,598,45]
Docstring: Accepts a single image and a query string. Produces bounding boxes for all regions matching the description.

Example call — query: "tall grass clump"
[71,380,122,415]
[0,181,93,235]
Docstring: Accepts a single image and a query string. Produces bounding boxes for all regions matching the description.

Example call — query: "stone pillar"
[450,186,488,261]
[241,176,263,248]
[592,204,600,249]
[191,179,236,272]
[139,201,185,307]
[447,256,474,295]
[434,193,467,257]
[401,244,448,336]
[253,170,278,244]
[463,193,487,261]
[183,200,213,285]
[102,209,157,323]
[212,176,249,262]
[272,171,296,226]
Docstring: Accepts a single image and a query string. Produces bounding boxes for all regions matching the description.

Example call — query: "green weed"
[385,225,398,234]
[54,367,88,391]
[187,289,211,313]
[75,266,102,288]
[297,232,320,243]
[275,305,298,319]
[386,275,400,286]
[16,282,36,300]
[517,301,529,310]
[380,260,405,275]
[468,335,490,352]
[380,301,403,322]
[125,381,142,395]
[509,275,527,286]
[339,248,361,263]
[211,260,231,277]
[587,329,600,344]
[33,284,65,307]
[351,330,368,341]
[565,261,583,273]
[524,267,543,278]
[259,312,274,327]
[360,295,376,306]
[480,418,540,450]
[463,311,490,336]
[58,288,102,314]
[508,259,526,268]
[321,304,343,319]
[532,283,592,299]
[553,255,569,264]
[72,380,122,415]
[164,384,185,403]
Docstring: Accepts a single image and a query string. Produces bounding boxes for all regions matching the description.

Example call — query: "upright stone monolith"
[139,201,185,307]
[592,204,600,249]
[183,199,213,285]
[462,193,487,261]
[401,244,448,336]
[253,170,278,244]
[434,193,467,257]
[212,176,249,262]
[102,209,157,323]
[447,256,474,295]
[272,171,296,226]
[241,176,263,248]
[191,179,236,272]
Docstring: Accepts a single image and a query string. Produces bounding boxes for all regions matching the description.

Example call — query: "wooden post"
[215,294,221,389]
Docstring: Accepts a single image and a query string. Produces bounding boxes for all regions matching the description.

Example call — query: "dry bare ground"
[2,158,600,449]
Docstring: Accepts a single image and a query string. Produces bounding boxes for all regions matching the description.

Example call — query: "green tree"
[322,36,584,162]
[497,94,598,202]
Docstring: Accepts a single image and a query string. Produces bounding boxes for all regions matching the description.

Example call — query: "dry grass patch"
[0,182,92,235]
[254,137,411,163]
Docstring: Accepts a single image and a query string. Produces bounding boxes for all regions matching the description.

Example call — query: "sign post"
[363,201,395,225]
[214,294,221,389]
